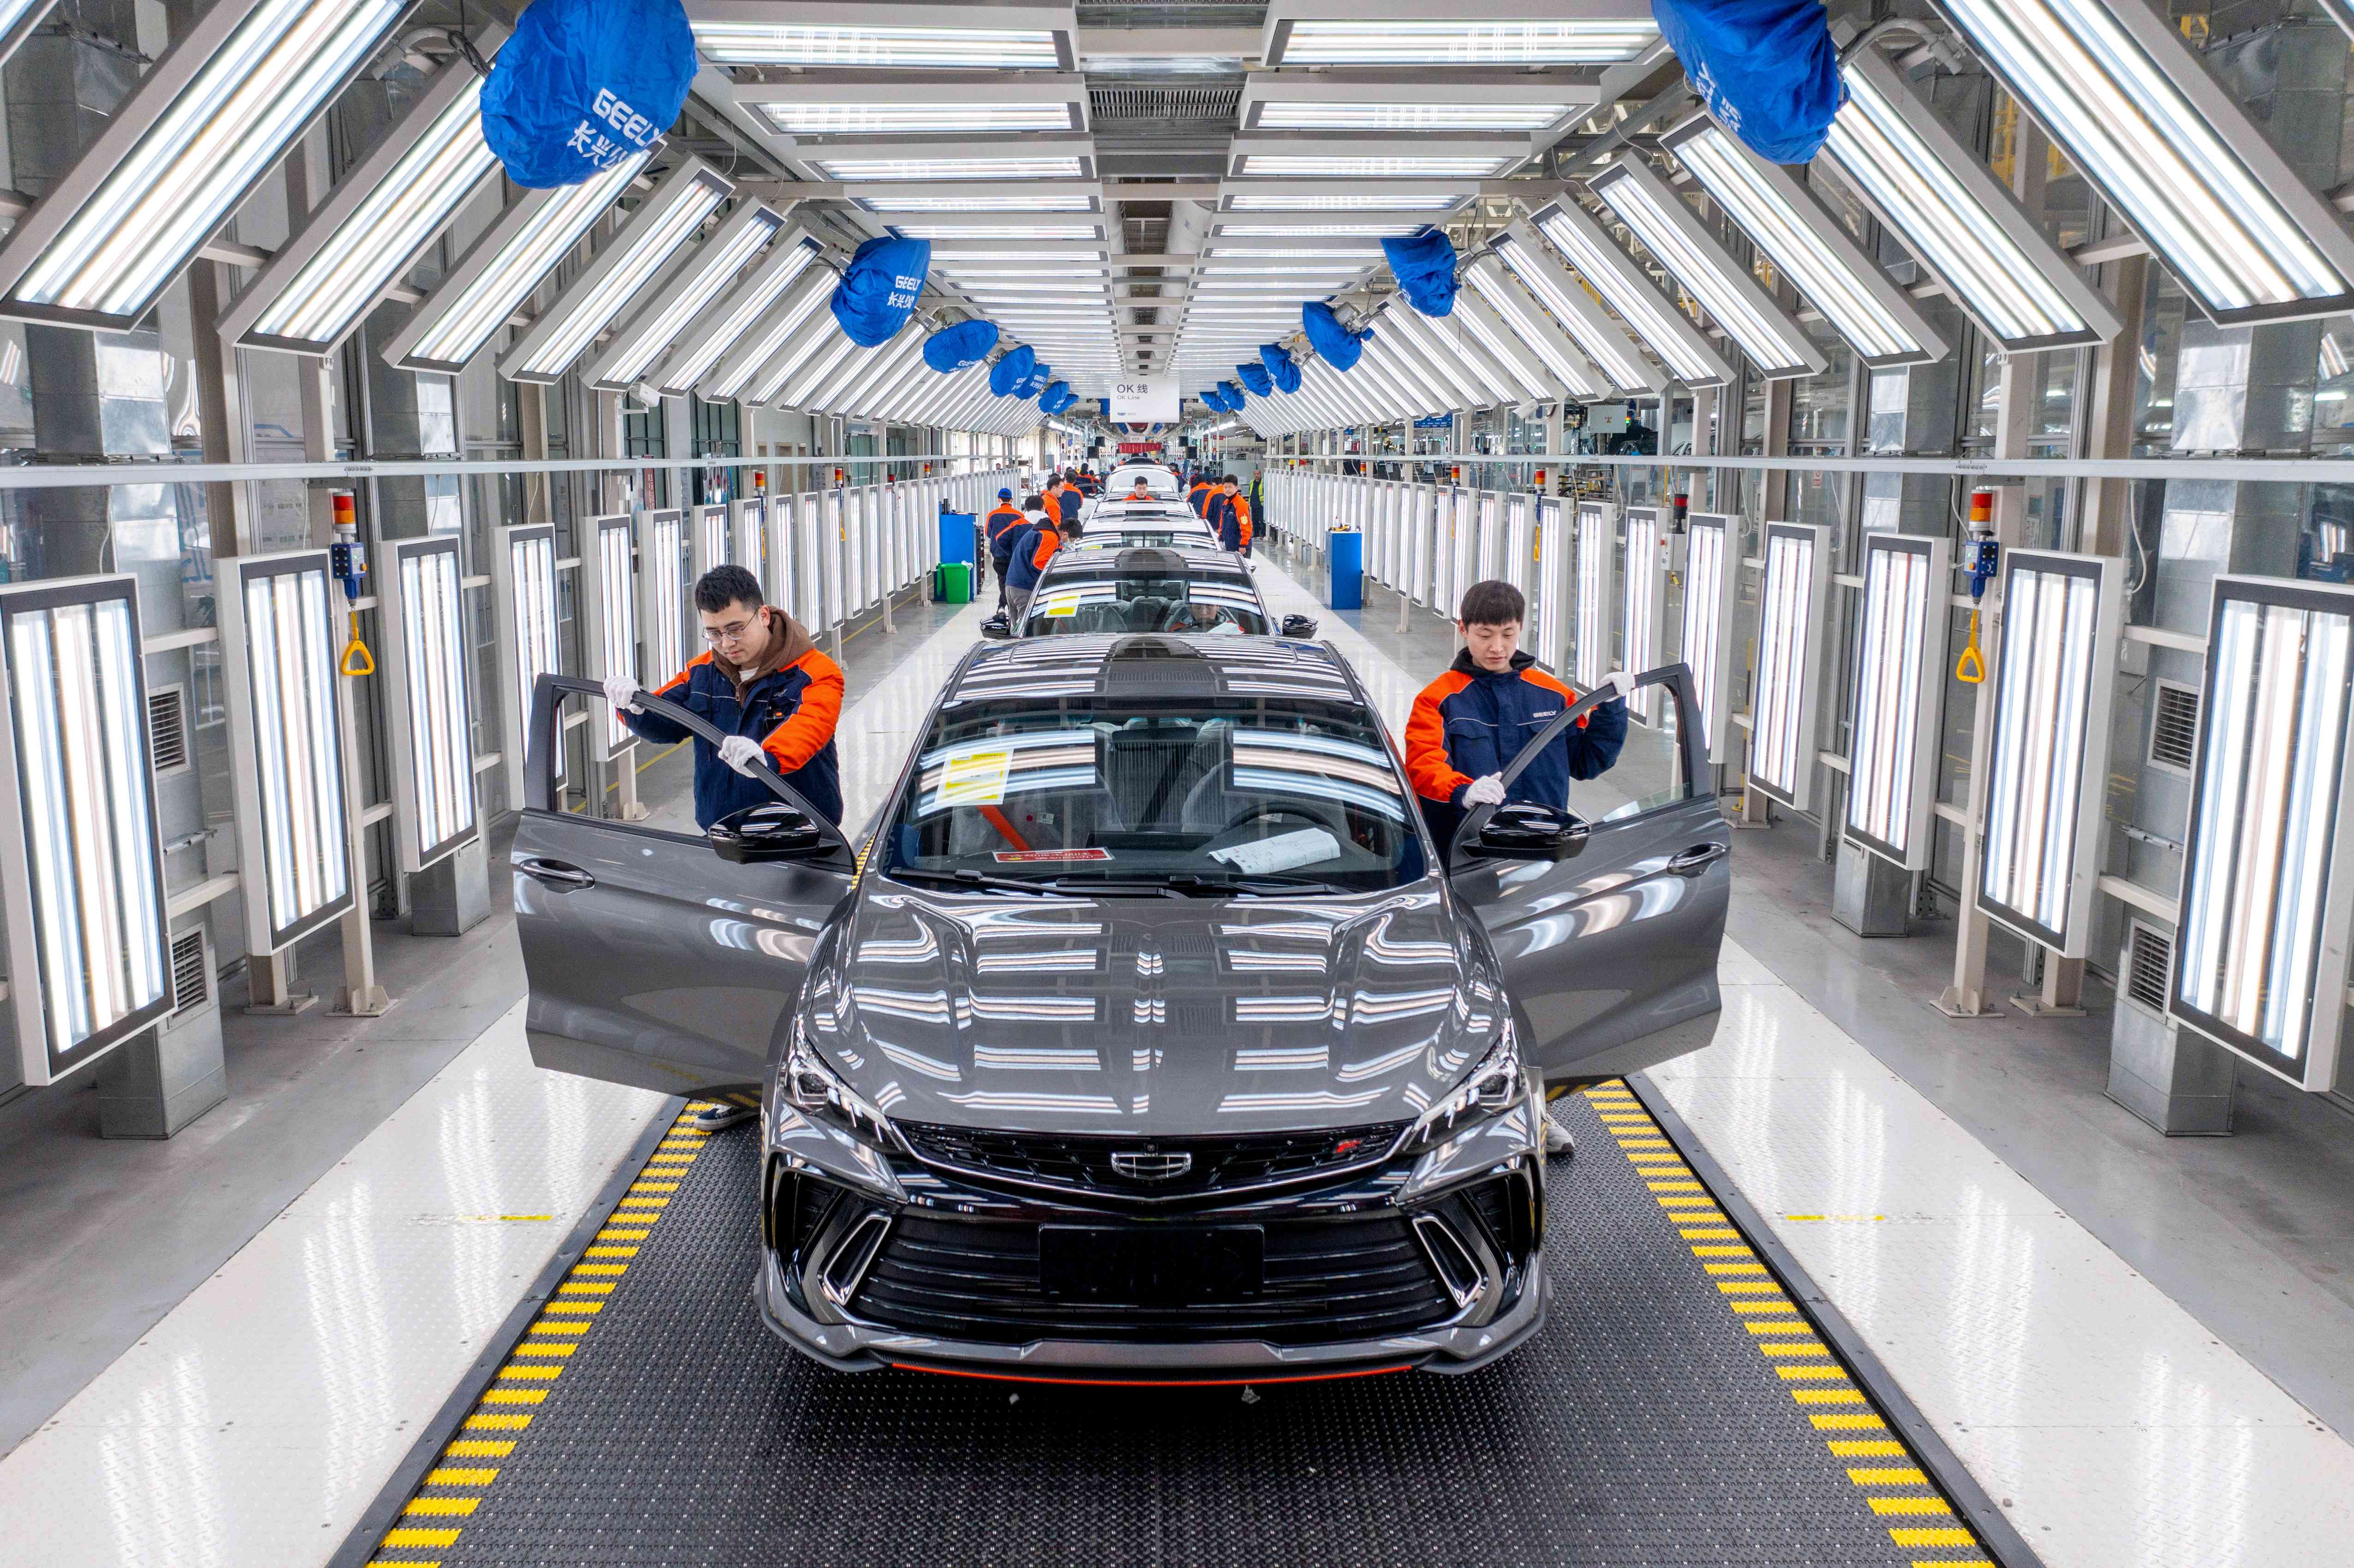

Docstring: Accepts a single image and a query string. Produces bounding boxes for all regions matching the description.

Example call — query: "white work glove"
[717,735,767,776]
[1599,670,1638,702]
[602,674,642,713]
[1463,773,1508,808]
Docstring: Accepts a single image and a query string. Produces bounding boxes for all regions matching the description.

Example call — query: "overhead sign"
[1110,378,1178,422]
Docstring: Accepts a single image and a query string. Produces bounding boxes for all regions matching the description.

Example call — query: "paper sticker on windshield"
[937,748,1012,808]
[1043,595,1082,618]
[1208,827,1341,877]
[992,847,1112,864]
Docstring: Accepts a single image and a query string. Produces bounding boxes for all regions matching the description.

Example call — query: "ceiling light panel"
[763,101,1073,134]
[1231,149,1522,179]
[226,43,508,356]
[704,268,834,401]
[590,205,793,391]
[890,222,1104,241]
[1450,281,1575,400]
[382,150,654,374]
[686,2,1074,68]
[1587,157,1824,380]
[818,155,1090,181]
[856,190,1099,212]
[645,229,823,396]
[1487,232,1662,392]
[1263,5,1658,65]
[1824,48,2119,352]
[1523,204,1735,387]
[1663,116,1947,368]
[0,0,407,327]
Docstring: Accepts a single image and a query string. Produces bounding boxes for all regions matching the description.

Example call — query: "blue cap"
[998,488,1013,499]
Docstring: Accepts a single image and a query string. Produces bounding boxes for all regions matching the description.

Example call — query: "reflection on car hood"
[801,882,1502,1136]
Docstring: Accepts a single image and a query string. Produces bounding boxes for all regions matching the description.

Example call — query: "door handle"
[1665,842,1728,876]
[517,856,596,891]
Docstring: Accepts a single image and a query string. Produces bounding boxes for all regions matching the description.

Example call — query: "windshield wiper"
[1043,873,1343,899]
[885,867,1058,896]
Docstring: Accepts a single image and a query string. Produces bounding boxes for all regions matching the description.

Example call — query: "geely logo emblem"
[1111,1149,1192,1182]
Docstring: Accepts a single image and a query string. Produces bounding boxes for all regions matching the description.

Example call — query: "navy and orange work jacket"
[1404,648,1627,851]
[624,620,845,830]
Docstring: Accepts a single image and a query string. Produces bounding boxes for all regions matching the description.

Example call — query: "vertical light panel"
[1748,522,1831,810]
[734,497,770,604]
[1474,492,1501,584]
[580,513,638,759]
[2170,576,2354,1088]
[0,576,172,1084]
[1433,486,1458,614]
[492,523,562,805]
[1844,533,1952,870]
[695,502,732,580]
[382,538,478,873]
[637,509,689,689]
[221,552,352,955]
[1976,550,2122,958]
[1504,492,1532,599]
[769,496,799,633]
[1536,496,1568,671]
[822,489,847,630]
[1573,500,1619,692]
[1679,516,1740,764]
[1408,483,1433,606]
[1620,506,1666,725]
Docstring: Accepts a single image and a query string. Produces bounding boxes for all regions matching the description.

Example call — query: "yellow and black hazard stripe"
[1579,1081,1993,1568]
[364,1104,720,1567]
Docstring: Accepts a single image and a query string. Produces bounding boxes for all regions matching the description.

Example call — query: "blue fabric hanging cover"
[1651,0,1847,164]
[1261,342,1302,394]
[1022,362,1054,399]
[1382,227,1459,317]
[1235,362,1273,397]
[923,318,998,373]
[989,344,1037,397]
[1200,386,1229,412]
[1303,301,1370,371]
[480,0,695,189]
[1040,381,1074,414]
[830,236,930,348]
[1219,379,1247,409]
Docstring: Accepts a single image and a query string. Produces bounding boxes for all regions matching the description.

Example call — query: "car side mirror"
[980,614,1013,640]
[709,802,826,863]
[1469,803,1586,861]
[1281,614,1318,638]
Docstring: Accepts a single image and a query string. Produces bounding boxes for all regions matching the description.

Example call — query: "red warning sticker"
[991,847,1113,864]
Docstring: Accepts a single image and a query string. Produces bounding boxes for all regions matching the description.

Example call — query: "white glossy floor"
[3,563,2348,1567]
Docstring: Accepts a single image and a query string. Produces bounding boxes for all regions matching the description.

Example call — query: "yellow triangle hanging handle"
[1955,607,1986,685]
[339,609,375,677]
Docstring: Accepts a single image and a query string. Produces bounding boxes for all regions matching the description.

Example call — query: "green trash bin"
[935,561,972,604]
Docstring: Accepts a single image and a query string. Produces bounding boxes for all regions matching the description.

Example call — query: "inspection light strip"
[1571,501,1618,691]
[385,151,654,374]
[1524,208,1734,387]
[1588,158,1824,380]
[1977,550,2122,958]
[1935,0,2354,324]
[2171,576,2354,1088]
[705,270,836,402]
[760,101,1073,134]
[734,498,770,602]
[1621,507,1666,725]
[0,0,57,67]
[1487,235,1662,393]
[638,509,691,692]
[584,203,786,391]
[1749,522,1832,810]
[493,525,563,807]
[0,0,407,327]
[382,538,478,873]
[1663,117,1947,368]
[688,13,1069,69]
[1825,49,2117,352]
[498,160,738,385]
[1264,13,1658,65]
[1459,260,1604,399]
[228,44,507,355]
[818,157,1088,181]
[1845,533,1951,869]
[221,552,352,956]
[0,576,173,1084]
[696,504,732,579]
[581,514,638,757]
[645,232,823,397]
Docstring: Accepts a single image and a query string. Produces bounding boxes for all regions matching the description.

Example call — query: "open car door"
[513,674,857,1098]
[1447,664,1729,1087]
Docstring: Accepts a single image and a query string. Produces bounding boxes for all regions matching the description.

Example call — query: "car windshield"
[1020,573,1268,637]
[882,696,1426,894]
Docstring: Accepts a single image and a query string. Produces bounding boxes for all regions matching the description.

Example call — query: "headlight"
[1409,1019,1524,1146]
[783,1019,900,1148]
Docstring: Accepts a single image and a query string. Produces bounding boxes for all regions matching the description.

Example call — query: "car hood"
[799,882,1503,1136]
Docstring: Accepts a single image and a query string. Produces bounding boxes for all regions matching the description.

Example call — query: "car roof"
[951,634,1356,704]
[1038,545,1248,578]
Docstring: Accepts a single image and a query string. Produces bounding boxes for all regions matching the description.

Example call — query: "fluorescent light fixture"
[1585,158,1824,380]
[1976,549,2122,958]
[1222,189,1471,212]
[0,575,172,1083]
[819,156,1089,181]
[578,513,638,759]
[1618,507,1668,724]
[0,0,407,328]
[760,101,1075,134]
[637,509,691,697]
[1570,500,1618,691]
[733,497,770,603]
[1379,309,1491,409]
[220,551,353,956]
[580,202,786,391]
[379,537,478,874]
[1239,73,1585,131]
[1844,533,1951,868]
[226,42,508,355]
[1748,522,1830,811]
[1932,0,2354,325]
[1407,483,1434,606]
[686,3,1073,68]
[858,191,1099,213]
[383,149,654,374]
[1824,48,2120,353]
[2171,575,2354,1087]
[1460,258,1605,398]
[1264,6,1657,65]
[763,496,799,622]
[1257,101,1572,131]
[0,0,60,69]
[1229,148,1523,179]
[491,523,563,808]
[694,503,732,579]
[1503,492,1534,601]
[1522,206,1737,386]
[1662,115,1947,368]
[644,230,823,396]
[751,307,853,406]
[497,159,737,384]
[1215,222,1431,237]
[1487,234,1662,393]
[779,334,874,409]
[1446,286,1563,402]
[890,223,1104,240]
[704,269,835,402]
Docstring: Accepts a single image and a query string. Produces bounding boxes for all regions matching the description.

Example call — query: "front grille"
[894,1120,1411,1198]
[851,1211,1454,1344]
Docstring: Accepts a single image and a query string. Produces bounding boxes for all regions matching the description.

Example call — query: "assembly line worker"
[1188,474,1216,516]
[984,488,1025,603]
[1209,476,1244,552]
[602,564,846,1133]
[1001,503,1063,623]
[1126,475,1155,501]
[1227,476,1255,555]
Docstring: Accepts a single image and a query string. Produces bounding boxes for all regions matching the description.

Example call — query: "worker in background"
[1188,472,1216,517]
[1210,475,1244,552]
[1075,467,1100,498]
[603,564,845,1133]
[984,487,1025,606]
[1002,497,1062,623]
[1231,477,1255,556]
[1125,474,1155,502]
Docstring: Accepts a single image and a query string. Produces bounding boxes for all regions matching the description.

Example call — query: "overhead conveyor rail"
[336,1082,2026,1568]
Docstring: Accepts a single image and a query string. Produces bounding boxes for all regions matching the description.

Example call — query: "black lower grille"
[894,1120,1411,1198]
[850,1210,1454,1344]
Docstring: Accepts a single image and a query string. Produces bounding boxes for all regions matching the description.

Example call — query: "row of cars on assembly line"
[511,462,1732,1384]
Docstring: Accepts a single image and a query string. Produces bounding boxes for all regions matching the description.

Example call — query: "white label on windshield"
[1209,827,1341,876]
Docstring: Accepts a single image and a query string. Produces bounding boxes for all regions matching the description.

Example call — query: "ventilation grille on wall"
[2148,679,2200,774]
[2123,920,2173,1015]
[149,685,190,774]
[170,927,209,1015]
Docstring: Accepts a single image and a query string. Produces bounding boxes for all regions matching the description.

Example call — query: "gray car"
[513,635,1728,1383]
[991,545,1316,641]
